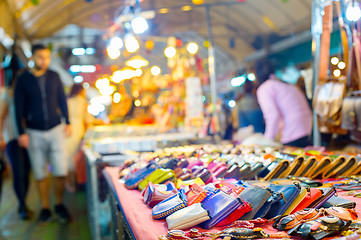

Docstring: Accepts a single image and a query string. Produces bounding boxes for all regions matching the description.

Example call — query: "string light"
[338,61,346,70]
[131,16,149,34]
[331,57,339,65]
[187,42,198,54]
[164,46,176,58]
[333,69,341,77]
[125,34,140,53]
[151,66,161,76]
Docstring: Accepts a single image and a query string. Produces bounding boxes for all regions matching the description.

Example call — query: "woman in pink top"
[255,60,312,147]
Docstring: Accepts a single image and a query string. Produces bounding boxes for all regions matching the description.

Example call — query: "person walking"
[0,52,32,219]
[65,84,91,192]
[15,44,72,223]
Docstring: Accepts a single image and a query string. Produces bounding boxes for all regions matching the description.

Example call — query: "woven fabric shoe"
[54,204,71,224]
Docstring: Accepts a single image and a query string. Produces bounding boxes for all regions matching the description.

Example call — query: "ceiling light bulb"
[125,55,149,68]
[110,36,124,49]
[113,93,121,103]
[247,73,256,81]
[151,66,161,76]
[228,100,236,108]
[331,57,339,65]
[74,75,84,83]
[338,61,346,70]
[333,69,341,77]
[131,17,149,34]
[346,5,361,21]
[135,69,143,77]
[164,46,176,58]
[187,42,198,54]
[135,99,141,107]
[107,46,121,60]
[125,34,140,53]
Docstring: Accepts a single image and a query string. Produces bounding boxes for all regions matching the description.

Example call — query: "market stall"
[83,125,199,240]
[99,144,361,240]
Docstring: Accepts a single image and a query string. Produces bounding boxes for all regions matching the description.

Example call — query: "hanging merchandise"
[313,2,348,134]
[319,4,333,82]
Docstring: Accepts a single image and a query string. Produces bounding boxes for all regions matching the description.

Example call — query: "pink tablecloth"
[103,166,361,240]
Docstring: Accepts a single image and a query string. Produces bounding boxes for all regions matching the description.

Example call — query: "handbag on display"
[176,178,205,189]
[260,184,301,219]
[174,168,192,181]
[283,187,308,216]
[143,182,178,208]
[158,157,179,170]
[166,203,210,230]
[212,165,228,178]
[338,155,358,177]
[223,163,243,179]
[322,195,356,209]
[138,168,176,191]
[341,92,361,141]
[239,186,273,220]
[307,187,337,209]
[305,155,332,179]
[291,188,323,214]
[152,189,188,220]
[207,160,226,171]
[124,162,159,189]
[186,184,207,206]
[258,158,290,181]
[193,167,211,183]
[274,153,305,177]
[313,77,348,134]
[215,197,252,227]
[176,158,189,169]
[243,162,265,180]
[187,158,203,170]
[202,184,221,202]
[322,155,349,179]
[199,190,242,229]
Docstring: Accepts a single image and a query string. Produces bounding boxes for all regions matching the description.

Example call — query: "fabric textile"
[14,70,70,135]
[6,140,31,208]
[65,96,88,171]
[26,124,67,180]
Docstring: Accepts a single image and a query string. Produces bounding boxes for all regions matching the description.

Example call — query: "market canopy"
[0,0,312,63]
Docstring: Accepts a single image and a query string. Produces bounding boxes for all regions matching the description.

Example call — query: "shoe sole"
[38,216,53,223]
[56,215,70,224]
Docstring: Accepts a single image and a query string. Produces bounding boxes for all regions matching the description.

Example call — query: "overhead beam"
[243,30,312,62]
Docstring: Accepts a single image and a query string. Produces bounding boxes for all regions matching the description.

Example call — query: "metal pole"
[311,0,323,146]
[205,6,219,138]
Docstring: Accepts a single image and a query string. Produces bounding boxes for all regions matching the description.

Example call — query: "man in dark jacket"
[15,44,72,223]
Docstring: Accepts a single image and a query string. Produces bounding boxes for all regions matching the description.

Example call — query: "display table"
[83,125,200,240]
[103,166,361,240]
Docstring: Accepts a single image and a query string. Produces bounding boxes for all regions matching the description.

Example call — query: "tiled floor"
[0,176,91,240]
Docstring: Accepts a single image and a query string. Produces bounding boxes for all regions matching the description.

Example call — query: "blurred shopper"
[0,51,32,219]
[14,44,72,223]
[65,84,91,192]
[255,60,312,147]
[235,79,265,133]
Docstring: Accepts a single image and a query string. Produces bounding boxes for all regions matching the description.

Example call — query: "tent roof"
[1,0,312,63]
